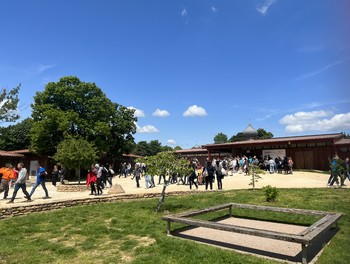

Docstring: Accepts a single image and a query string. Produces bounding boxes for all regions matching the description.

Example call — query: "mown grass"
[0,188,349,264]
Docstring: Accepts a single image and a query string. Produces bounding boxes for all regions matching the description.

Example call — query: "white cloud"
[167,139,177,145]
[295,58,350,81]
[127,106,145,118]
[279,110,350,133]
[152,108,170,117]
[256,0,276,16]
[183,105,208,117]
[136,123,159,133]
[211,6,218,13]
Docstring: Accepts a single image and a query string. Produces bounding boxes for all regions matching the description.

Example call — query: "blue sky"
[1,0,349,149]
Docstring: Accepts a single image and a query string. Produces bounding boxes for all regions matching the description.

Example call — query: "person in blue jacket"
[28,162,50,199]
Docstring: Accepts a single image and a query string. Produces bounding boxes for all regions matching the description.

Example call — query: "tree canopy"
[0,118,32,150]
[30,76,136,158]
[214,132,228,144]
[53,136,98,183]
[229,128,273,142]
[0,84,20,123]
[133,140,178,156]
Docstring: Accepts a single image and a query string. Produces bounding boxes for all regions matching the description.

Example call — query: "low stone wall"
[0,191,200,220]
[56,185,89,192]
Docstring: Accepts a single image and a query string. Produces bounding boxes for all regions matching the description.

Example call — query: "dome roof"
[242,124,258,138]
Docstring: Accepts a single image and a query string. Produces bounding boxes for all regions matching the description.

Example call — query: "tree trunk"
[76,166,81,184]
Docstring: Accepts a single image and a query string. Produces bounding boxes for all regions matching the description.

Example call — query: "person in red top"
[0,163,15,199]
[86,165,97,195]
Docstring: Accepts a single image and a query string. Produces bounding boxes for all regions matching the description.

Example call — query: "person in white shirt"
[8,162,31,203]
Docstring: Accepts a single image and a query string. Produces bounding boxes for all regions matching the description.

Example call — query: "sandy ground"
[0,170,346,208]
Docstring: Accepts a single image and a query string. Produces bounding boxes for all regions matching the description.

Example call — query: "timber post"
[166,220,171,235]
[301,243,308,264]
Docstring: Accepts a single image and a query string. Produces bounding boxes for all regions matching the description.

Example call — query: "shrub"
[262,185,279,202]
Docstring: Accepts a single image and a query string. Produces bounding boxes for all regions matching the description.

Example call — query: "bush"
[262,185,279,202]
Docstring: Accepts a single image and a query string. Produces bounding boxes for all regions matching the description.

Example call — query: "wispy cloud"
[37,64,55,73]
[256,0,276,16]
[279,110,350,133]
[152,108,170,117]
[179,6,189,24]
[295,57,350,81]
[183,105,208,117]
[211,6,218,13]
[297,46,325,54]
[127,106,145,118]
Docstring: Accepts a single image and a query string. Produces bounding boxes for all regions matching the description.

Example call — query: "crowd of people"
[0,162,50,204]
[2,154,349,203]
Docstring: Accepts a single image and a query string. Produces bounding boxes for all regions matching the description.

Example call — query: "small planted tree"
[330,157,346,187]
[53,136,98,184]
[248,164,264,190]
[137,151,192,211]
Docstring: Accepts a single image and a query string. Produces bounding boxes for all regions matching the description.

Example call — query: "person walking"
[106,164,114,188]
[59,165,66,184]
[133,163,142,188]
[86,166,97,195]
[0,163,16,199]
[7,162,31,203]
[28,162,50,199]
[95,164,104,195]
[188,160,198,190]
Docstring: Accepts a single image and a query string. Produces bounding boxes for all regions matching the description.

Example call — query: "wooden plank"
[175,203,232,218]
[303,213,342,242]
[165,216,309,244]
[230,203,329,216]
[298,214,334,236]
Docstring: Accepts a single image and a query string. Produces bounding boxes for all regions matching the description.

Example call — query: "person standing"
[0,164,15,199]
[106,164,114,188]
[189,161,198,190]
[7,162,31,203]
[214,160,223,190]
[29,162,50,199]
[95,164,103,195]
[51,164,59,186]
[203,160,215,190]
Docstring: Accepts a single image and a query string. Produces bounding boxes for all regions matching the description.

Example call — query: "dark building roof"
[0,150,24,158]
[334,138,350,145]
[205,133,344,148]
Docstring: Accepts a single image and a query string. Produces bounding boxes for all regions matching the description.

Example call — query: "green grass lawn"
[0,188,349,264]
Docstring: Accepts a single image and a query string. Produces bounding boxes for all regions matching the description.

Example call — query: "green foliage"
[257,128,273,139]
[0,118,32,150]
[136,151,192,178]
[0,84,20,123]
[174,146,182,151]
[134,140,174,156]
[248,164,264,190]
[229,128,273,142]
[262,185,279,202]
[30,76,136,157]
[214,132,228,144]
[329,157,347,186]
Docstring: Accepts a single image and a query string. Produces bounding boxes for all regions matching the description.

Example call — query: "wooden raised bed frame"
[162,203,342,264]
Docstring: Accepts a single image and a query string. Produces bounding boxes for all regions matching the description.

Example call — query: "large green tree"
[214,132,228,144]
[229,128,273,142]
[53,136,98,183]
[0,118,32,150]
[30,76,136,158]
[0,84,20,123]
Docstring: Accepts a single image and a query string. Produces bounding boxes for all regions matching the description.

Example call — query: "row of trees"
[213,129,274,144]
[1,77,185,179]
